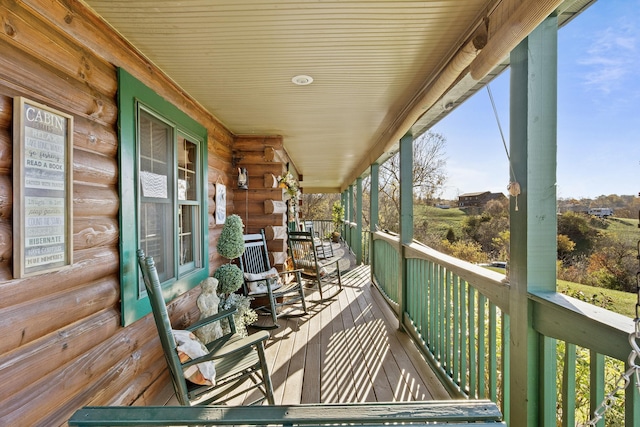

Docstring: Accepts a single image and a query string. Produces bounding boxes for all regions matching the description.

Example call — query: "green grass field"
[557,280,638,318]
[485,267,636,318]
[415,205,467,238]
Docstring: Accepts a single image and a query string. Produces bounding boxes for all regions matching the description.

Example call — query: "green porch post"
[509,14,558,427]
[370,164,379,232]
[369,163,380,270]
[348,184,354,247]
[341,191,348,237]
[355,177,363,264]
[399,133,413,330]
[370,163,379,274]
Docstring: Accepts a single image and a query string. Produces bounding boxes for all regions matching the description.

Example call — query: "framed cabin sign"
[13,97,73,278]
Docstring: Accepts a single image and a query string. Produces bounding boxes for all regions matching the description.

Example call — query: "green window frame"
[118,68,209,326]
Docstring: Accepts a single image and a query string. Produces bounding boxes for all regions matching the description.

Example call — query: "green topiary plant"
[217,214,245,260]
[210,214,257,331]
[331,201,345,242]
[213,263,244,295]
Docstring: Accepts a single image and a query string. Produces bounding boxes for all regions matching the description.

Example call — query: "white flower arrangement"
[219,293,258,337]
[276,171,300,200]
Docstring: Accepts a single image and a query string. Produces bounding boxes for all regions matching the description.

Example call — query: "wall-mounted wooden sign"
[13,97,73,278]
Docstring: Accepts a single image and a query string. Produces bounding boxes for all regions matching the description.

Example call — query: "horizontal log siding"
[0,0,254,425]
[232,135,288,269]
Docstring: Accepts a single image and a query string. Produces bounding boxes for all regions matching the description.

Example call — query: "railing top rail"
[530,291,635,360]
[375,231,510,312]
[406,241,510,313]
[372,230,400,245]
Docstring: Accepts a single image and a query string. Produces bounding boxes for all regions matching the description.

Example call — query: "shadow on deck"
[244,241,450,405]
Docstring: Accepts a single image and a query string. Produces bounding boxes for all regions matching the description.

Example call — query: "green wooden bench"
[69,400,506,426]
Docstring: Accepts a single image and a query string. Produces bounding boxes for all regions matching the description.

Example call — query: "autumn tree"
[300,192,340,220]
[376,130,447,232]
[587,234,636,292]
[461,199,509,259]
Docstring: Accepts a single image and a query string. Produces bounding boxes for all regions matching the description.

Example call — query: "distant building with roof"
[458,191,506,213]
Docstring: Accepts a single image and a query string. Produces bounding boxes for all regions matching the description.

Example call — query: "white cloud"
[580,21,638,94]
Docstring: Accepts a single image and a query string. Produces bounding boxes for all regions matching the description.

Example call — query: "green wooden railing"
[306,219,334,240]
[342,222,370,265]
[369,230,639,427]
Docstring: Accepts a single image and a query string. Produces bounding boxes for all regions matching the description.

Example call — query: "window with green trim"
[118,68,209,326]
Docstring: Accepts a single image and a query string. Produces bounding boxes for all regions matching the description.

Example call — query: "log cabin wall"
[0,1,277,425]
[233,135,298,270]
[232,136,290,269]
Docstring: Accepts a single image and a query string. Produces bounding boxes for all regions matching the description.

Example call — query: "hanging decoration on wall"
[277,171,300,225]
[215,182,226,225]
[237,167,248,190]
[276,171,300,201]
[12,97,74,278]
[237,167,249,227]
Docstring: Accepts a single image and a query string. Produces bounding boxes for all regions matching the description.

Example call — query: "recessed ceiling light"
[292,75,313,85]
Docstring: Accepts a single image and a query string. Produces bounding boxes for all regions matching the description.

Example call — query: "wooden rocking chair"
[287,230,343,301]
[302,220,333,259]
[137,250,275,406]
[239,230,307,329]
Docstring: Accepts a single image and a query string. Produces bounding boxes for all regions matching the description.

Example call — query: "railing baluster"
[590,351,605,427]
[562,343,576,427]
[445,269,452,375]
[469,286,477,398]
[428,260,435,348]
[421,260,428,341]
[541,336,557,426]
[477,294,487,399]
[501,313,510,425]
[460,279,468,395]
[489,303,497,402]
[453,274,460,386]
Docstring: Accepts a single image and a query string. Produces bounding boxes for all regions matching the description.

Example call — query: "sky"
[432,0,640,201]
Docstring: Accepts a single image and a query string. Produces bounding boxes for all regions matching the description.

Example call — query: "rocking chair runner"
[137,250,275,406]
[239,230,307,328]
[287,230,343,301]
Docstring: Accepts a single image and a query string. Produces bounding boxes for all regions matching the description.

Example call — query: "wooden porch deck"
[241,242,450,405]
[153,242,451,407]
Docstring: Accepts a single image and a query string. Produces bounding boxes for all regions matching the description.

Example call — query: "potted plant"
[212,214,256,336]
[213,214,245,294]
[331,201,344,243]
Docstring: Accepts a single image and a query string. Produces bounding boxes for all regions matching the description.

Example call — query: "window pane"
[178,137,197,201]
[179,205,194,266]
[138,109,175,284]
[140,201,174,281]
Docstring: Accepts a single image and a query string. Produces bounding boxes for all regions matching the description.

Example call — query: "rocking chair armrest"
[209,330,270,358]
[186,307,238,332]
[277,268,304,285]
[277,268,304,277]
[318,258,340,270]
[178,331,264,367]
